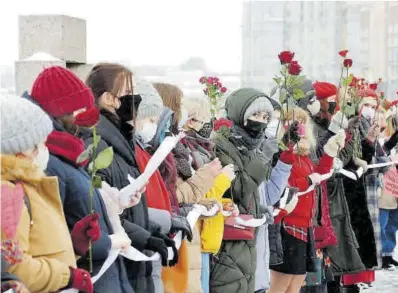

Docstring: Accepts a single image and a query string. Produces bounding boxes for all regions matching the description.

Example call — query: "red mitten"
[279,148,295,165]
[68,267,93,293]
[71,213,101,255]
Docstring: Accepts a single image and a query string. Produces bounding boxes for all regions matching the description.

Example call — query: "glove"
[153,232,179,266]
[71,213,101,256]
[68,267,93,293]
[328,111,348,134]
[259,205,274,224]
[221,164,236,181]
[110,232,131,251]
[282,121,301,146]
[146,236,168,266]
[261,137,279,163]
[308,173,322,186]
[353,157,368,172]
[284,194,299,214]
[323,129,346,157]
[170,215,193,242]
[279,147,295,165]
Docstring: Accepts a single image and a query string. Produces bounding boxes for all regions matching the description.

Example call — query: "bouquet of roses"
[200,76,227,119]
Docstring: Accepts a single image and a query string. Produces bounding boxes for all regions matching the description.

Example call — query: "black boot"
[390,257,398,266]
[342,285,360,293]
[327,280,342,293]
[382,256,396,270]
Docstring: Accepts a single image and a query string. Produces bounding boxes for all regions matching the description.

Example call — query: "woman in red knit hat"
[268,107,346,293]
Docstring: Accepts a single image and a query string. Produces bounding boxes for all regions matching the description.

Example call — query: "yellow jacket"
[1,154,76,293]
[200,173,232,253]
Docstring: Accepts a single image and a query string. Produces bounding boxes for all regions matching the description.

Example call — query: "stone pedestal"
[67,63,94,82]
[15,53,66,96]
[19,15,86,63]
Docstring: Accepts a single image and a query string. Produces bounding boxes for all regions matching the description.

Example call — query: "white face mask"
[35,145,49,171]
[362,106,375,120]
[265,119,279,138]
[136,122,157,143]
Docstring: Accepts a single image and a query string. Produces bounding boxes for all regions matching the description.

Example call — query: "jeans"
[379,208,398,256]
[201,253,210,293]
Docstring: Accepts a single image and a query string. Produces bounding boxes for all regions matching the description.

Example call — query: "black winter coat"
[80,113,154,293]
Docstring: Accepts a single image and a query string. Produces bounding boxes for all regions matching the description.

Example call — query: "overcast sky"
[0,0,243,72]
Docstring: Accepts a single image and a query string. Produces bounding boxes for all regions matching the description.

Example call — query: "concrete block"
[67,63,94,82]
[19,15,86,63]
[15,53,66,96]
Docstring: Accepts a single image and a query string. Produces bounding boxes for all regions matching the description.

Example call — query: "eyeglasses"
[191,118,205,125]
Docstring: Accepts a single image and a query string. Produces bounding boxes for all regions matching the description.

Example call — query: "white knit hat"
[243,96,273,122]
[1,95,53,154]
[136,77,164,120]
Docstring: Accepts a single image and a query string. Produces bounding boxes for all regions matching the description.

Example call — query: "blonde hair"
[182,96,211,122]
[153,83,183,124]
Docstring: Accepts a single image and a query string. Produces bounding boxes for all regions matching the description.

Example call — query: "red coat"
[135,144,172,214]
[283,153,334,228]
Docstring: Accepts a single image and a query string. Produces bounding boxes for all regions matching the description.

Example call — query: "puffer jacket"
[210,88,271,293]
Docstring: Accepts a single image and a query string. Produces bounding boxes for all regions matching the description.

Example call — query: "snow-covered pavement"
[366,235,398,292]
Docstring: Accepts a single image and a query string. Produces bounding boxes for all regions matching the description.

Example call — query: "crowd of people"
[1,51,398,293]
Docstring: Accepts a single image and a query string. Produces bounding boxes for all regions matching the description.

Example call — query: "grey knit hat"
[136,77,164,120]
[244,96,273,122]
[1,95,53,154]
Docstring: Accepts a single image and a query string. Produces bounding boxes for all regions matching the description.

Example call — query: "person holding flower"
[25,66,135,293]
[84,63,175,293]
[268,106,345,293]
[210,88,294,293]
[0,95,94,293]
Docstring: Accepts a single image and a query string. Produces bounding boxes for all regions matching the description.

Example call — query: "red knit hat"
[313,82,338,100]
[31,66,94,117]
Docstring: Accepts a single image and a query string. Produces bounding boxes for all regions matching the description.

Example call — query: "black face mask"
[328,102,337,114]
[244,119,267,138]
[313,115,330,128]
[116,94,142,122]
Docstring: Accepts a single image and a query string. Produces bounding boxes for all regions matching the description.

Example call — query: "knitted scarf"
[228,124,264,153]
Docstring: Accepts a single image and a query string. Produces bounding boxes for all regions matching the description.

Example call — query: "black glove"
[145,236,169,266]
[170,215,193,242]
[154,231,179,266]
[282,121,300,146]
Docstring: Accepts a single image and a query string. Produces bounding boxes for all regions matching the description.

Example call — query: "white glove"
[110,232,131,252]
[308,173,322,185]
[353,157,368,172]
[324,129,346,157]
[284,194,299,214]
[328,111,348,134]
[221,164,236,181]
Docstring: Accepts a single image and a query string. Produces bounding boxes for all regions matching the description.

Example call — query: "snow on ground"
[366,235,398,292]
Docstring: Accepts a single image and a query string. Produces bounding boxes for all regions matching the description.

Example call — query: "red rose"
[278,51,295,64]
[288,62,302,75]
[369,83,378,90]
[199,76,206,84]
[339,50,349,58]
[349,76,358,87]
[380,92,385,97]
[214,118,233,131]
[220,87,227,93]
[343,59,353,68]
[216,82,222,88]
[213,77,219,83]
[73,107,100,127]
[207,77,214,84]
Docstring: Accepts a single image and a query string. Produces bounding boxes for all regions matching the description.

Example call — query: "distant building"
[241,0,398,100]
